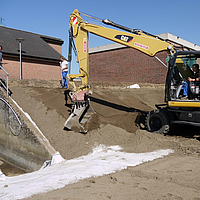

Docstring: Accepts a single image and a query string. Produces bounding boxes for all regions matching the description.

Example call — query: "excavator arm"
[64,9,174,133]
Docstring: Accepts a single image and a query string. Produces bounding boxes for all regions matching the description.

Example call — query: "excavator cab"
[166,51,200,101]
[146,51,200,135]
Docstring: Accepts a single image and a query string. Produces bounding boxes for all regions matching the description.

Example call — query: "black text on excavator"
[64,9,200,134]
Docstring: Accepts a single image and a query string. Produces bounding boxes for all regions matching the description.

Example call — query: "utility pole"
[16,38,25,80]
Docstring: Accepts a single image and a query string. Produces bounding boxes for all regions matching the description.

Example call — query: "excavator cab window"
[166,52,200,101]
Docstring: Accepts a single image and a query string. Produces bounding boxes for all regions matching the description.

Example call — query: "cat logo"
[115,35,133,43]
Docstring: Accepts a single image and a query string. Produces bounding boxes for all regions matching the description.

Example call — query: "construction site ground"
[2,80,200,200]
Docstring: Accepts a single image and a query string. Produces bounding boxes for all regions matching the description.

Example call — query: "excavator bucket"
[64,90,95,133]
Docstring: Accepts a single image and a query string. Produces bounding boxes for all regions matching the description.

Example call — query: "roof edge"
[89,43,126,54]
[3,52,61,62]
[157,33,200,51]
[0,26,64,43]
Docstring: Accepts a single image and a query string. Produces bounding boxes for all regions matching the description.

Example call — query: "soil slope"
[7,82,200,199]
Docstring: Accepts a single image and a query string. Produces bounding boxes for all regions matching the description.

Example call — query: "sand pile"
[4,82,200,199]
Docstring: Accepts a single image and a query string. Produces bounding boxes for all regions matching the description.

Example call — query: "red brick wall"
[1,57,61,80]
[89,48,168,84]
[22,61,61,80]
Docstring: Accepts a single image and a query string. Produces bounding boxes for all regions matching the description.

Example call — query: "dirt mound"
[9,83,200,156]
[7,81,200,200]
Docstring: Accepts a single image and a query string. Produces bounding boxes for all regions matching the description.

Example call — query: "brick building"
[89,33,200,84]
[0,26,64,80]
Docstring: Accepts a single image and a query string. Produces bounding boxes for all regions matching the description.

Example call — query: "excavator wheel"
[146,108,169,135]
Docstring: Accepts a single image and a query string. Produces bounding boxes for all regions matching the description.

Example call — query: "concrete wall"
[89,48,168,84]
[0,89,56,172]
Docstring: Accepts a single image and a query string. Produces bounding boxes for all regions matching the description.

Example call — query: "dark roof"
[0,26,64,61]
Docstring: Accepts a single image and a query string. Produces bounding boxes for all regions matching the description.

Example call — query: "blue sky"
[1,0,200,73]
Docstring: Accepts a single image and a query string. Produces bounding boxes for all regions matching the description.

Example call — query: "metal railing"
[0,98,22,136]
[0,63,9,97]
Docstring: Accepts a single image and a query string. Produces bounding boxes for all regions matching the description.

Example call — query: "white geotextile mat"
[0,144,173,200]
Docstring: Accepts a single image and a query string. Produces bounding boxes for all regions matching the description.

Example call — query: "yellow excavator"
[64,9,200,134]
